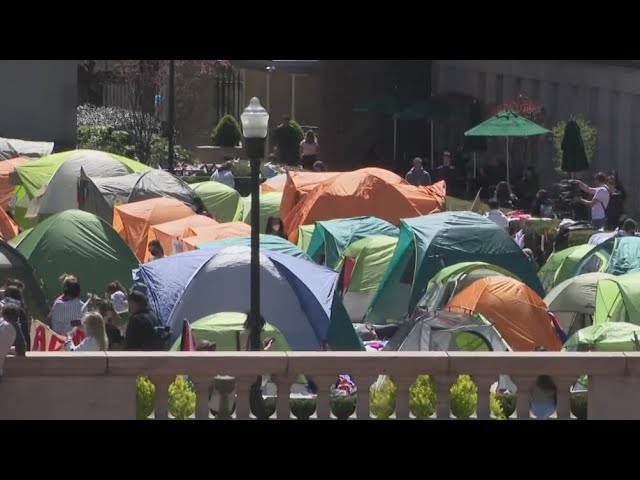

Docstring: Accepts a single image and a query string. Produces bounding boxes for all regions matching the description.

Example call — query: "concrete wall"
[0,60,77,148]
[434,60,640,216]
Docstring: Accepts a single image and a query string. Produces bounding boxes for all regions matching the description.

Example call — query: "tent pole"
[430,121,435,171]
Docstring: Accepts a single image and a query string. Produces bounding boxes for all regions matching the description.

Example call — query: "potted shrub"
[212,114,242,147]
[274,119,304,165]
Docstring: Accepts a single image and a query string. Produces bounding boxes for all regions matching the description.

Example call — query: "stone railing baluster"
[234,377,254,419]
[392,376,414,420]
[512,376,536,420]
[151,375,172,420]
[273,375,294,420]
[192,377,212,420]
[554,376,577,420]
[434,375,455,419]
[472,376,496,420]
[353,375,377,420]
[314,376,336,420]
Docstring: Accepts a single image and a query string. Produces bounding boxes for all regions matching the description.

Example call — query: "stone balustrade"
[1,351,638,420]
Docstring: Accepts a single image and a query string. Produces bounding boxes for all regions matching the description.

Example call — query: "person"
[196,340,217,351]
[484,199,508,231]
[147,240,165,261]
[605,175,624,230]
[573,173,610,230]
[312,160,328,172]
[124,291,164,351]
[49,277,89,336]
[299,130,319,170]
[493,181,517,209]
[192,197,213,218]
[64,312,108,352]
[106,281,129,330]
[97,300,125,350]
[618,218,637,237]
[210,161,235,189]
[531,189,554,218]
[261,154,279,179]
[1,284,30,350]
[522,248,539,273]
[518,167,539,211]
[265,216,286,238]
[405,157,431,186]
[434,151,456,187]
[0,303,26,383]
[530,347,557,419]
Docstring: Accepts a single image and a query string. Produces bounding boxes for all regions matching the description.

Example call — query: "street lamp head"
[241,97,269,139]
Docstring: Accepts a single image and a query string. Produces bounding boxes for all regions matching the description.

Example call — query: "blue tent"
[197,234,310,260]
[134,246,361,351]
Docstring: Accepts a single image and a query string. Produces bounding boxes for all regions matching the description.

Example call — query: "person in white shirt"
[485,199,509,231]
[64,312,108,352]
[210,161,235,189]
[574,173,610,230]
[50,277,90,336]
[299,131,319,170]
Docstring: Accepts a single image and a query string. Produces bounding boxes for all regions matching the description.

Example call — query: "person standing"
[210,161,236,189]
[265,216,286,238]
[405,157,431,186]
[434,151,456,185]
[124,291,164,351]
[49,277,90,336]
[573,173,610,230]
[299,130,319,170]
[147,240,165,261]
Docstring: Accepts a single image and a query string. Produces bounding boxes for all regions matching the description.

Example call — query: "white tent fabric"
[0,137,54,160]
[30,151,129,217]
[167,247,322,350]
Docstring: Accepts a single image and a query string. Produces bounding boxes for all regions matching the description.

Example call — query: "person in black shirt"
[124,291,162,351]
[434,151,457,188]
[2,285,30,350]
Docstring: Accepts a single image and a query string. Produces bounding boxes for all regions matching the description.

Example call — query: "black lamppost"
[241,97,269,419]
[167,59,175,173]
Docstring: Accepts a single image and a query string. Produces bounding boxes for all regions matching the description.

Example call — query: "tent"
[191,181,244,222]
[538,244,596,293]
[545,272,616,336]
[113,197,195,261]
[134,246,362,351]
[367,212,543,324]
[564,323,640,352]
[15,210,139,301]
[0,240,49,320]
[306,216,399,267]
[0,157,27,209]
[335,235,398,322]
[14,150,151,219]
[196,234,311,260]
[593,273,640,325]
[297,225,315,251]
[445,276,563,351]
[170,312,290,351]
[146,215,218,261]
[415,262,516,316]
[284,168,447,244]
[576,236,640,277]
[242,192,283,233]
[78,169,196,223]
[280,171,341,221]
[0,209,19,241]
[0,137,54,160]
[261,173,287,193]
[181,222,252,251]
[8,228,31,248]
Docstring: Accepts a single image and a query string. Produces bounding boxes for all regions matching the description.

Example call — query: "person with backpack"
[123,291,166,351]
[572,173,610,230]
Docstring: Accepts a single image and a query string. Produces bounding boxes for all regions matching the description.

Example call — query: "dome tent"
[15,210,139,302]
[538,244,596,293]
[242,191,282,234]
[564,323,640,352]
[14,149,151,220]
[181,222,252,251]
[191,181,244,222]
[306,216,399,267]
[134,246,362,351]
[576,236,640,277]
[78,169,196,223]
[593,272,640,326]
[197,234,310,260]
[145,215,218,261]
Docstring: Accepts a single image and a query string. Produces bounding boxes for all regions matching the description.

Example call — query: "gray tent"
[78,169,196,223]
[0,137,54,160]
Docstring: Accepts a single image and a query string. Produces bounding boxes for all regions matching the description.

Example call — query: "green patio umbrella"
[355,89,413,165]
[397,96,453,170]
[464,110,550,184]
[561,119,589,175]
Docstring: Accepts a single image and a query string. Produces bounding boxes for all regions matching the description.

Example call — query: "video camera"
[550,180,588,221]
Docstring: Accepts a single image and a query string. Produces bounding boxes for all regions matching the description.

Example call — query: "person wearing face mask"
[265,216,286,239]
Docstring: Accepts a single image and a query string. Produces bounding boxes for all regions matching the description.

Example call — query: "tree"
[112,60,230,164]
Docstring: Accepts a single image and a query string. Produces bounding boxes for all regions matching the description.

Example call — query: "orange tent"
[181,222,252,251]
[113,197,194,260]
[280,171,341,220]
[0,157,28,209]
[445,276,563,351]
[145,215,218,261]
[284,168,446,244]
[261,173,287,193]
[0,208,19,241]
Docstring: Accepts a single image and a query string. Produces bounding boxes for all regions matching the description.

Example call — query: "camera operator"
[572,173,610,230]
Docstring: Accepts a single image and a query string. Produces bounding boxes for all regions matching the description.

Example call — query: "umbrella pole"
[506,136,510,184]
[393,115,398,167]
[430,121,434,171]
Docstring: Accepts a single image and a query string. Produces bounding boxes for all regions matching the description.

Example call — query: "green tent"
[538,244,596,293]
[8,228,32,248]
[170,312,290,351]
[594,273,640,325]
[577,236,640,277]
[191,181,244,223]
[297,224,315,251]
[307,216,399,267]
[563,323,640,352]
[197,234,310,260]
[544,272,616,336]
[366,212,542,324]
[334,235,398,322]
[16,210,139,302]
[416,261,516,315]
[0,240,49,320]
[242,191,282,233]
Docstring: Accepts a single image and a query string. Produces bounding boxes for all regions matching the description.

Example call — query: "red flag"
[341,256,357,295]
[180,319,198,351]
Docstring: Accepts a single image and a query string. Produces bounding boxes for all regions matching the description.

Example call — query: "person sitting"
[49,277,90,336]
[211,161,236,189]
[64,312,108,352]
[405,157,431,186]
[531,189,554,218]
[265,216,286,238]
[147,240,165,261]
[312,160,328,172]
[493,181,517,209]
[618,218,637,237]
[485,199,508,231]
